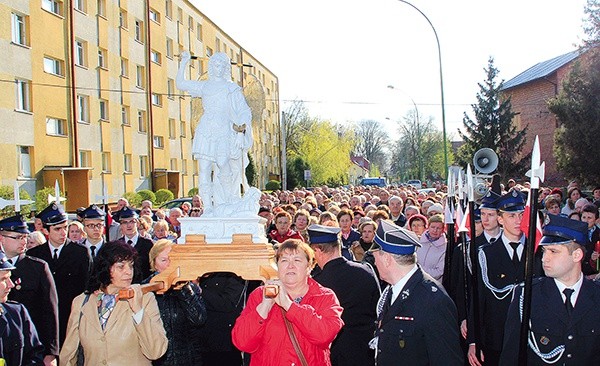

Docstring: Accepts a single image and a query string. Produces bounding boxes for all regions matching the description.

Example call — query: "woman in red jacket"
[232,239,344,366]
[268,211,304,243]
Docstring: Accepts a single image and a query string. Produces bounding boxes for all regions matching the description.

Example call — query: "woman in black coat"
[144,239,207,366]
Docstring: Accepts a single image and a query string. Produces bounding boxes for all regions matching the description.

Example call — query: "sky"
[193,0,589,141]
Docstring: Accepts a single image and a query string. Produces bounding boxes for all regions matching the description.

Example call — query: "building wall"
[0,0,281,207]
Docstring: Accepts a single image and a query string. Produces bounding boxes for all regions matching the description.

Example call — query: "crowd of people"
[1,178,600,365]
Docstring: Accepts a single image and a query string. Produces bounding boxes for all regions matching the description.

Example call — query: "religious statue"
[177,51,253,216]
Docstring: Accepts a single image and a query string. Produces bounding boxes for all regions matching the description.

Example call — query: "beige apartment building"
[0,0,281,210]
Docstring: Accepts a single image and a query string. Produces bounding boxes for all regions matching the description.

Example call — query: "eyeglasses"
[1,234,28,241]
[120,220,137,226]
[85,223,104,230]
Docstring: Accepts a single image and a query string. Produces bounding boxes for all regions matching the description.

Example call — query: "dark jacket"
[374,267,463,366]
[312,257,379,366]
[27,242,92,346]
[8,254,59,357]
[120,236,154,282]
[500,278,600,365]
[340,229,361,261]
[144,274,207,366]
[0,301,45,366]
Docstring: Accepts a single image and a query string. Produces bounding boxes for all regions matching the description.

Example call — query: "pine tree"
[456,57,529,181]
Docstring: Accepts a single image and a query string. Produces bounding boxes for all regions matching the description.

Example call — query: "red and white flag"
[520,193,543,251]
[457,204,470,234]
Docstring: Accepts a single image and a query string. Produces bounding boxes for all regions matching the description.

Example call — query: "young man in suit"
[500,214,600,365]
[0,214,59,366]
[117,207,153,282]
[27,203,92,346]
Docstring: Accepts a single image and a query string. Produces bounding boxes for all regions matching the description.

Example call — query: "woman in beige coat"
[60,241,168,366]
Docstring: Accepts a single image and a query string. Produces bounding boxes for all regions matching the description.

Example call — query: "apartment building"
[0,0,281,210]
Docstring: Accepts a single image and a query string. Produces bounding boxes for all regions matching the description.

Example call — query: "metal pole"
[396,0,448,178]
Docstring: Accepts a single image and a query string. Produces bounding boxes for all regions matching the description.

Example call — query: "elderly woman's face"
[277,249,310,287]
[154,246,171,273]
[276,216,291,234]
[110,260,134,290]
[294,215,308,231]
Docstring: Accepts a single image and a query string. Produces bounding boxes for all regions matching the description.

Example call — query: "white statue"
[177,51,253,215]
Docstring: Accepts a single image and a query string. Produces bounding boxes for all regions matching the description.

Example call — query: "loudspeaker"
[473,148,498,174]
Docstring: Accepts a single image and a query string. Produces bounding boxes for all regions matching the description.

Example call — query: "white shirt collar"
[124,233,139,246]
[390,264,419,304]
[48,242,65,257]
[554,273,584,307]
[501,233,525,259]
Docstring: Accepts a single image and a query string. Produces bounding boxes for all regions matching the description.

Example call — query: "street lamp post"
[396,0,448,178]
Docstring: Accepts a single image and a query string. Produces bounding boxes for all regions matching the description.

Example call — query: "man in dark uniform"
[467,190,542,366]
[27,203,92,346]
[0,214,59,366]
[500,214,600,365]
[307,224,380,366]
[369,220,463,365]
[0,250,44,365]
[118,206,153,282]
[80,204,106,260]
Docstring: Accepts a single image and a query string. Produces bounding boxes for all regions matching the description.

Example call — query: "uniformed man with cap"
[0,214,59,366]
[499,214,600,365]
[467,190,542,366]
[27,203,92,346]
[369,220,463,365]
[80,204,106,259]
[0,250,45,365]
[307,224,380,366]
[117,206,153,282]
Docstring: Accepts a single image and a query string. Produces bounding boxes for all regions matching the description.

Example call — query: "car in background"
[406,180,422,189]
[159,197,192,210]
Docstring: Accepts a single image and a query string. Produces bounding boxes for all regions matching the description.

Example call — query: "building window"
[101,152,111,173]
[170,158,177,171]
[167,79,174,99]
[165,0,172,19]
[123,154,132,173]
[153,135,164,149]
[75,40,87,67]
[150,50,161,64]
[166,38,173,59]
[79,150,91,168]
[18,146,32,178]
[46,117,67,136]
[99,99,108,120]
[215,38,221,52]
[151,93,162,106]
[42,0,63,16]
[197,23,203,41]
[74,0,86,13]
[98,48,107,68]
[15,79,31,112]
[168,118,176,139]
[43,56,63,76]
[121,106,129,125]
[134,19,144,43]
[119,9,128,28]
[136,65,145,89]
[11,13,29,46]
[137,110,147,133]
[140,155,149,177]
[182,159,188,175]
[206,47,213,57]
[177,7,182,23]
[77,94,90,123]
[188,16,193,30]
[149,8,160,23]
[180,121,186,137]
[120,58,128,77]
[97,0,106,17]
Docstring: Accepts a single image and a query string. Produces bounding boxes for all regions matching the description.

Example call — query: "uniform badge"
[544,215,551,226]
[15,278,22,290]
[500,273,506,279]
[401,289,410,300]
[431,286,437,292]
[399,339,405,349]
[540,336,550,345]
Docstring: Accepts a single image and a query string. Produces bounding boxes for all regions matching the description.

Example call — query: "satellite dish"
[473,148,498,174]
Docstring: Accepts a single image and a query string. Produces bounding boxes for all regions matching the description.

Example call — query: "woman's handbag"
[280,307,308,366]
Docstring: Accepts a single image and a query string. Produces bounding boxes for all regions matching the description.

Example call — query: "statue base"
[178,216,268,244]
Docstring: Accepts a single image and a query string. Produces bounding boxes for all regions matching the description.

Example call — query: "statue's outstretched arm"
[176,51,200,96]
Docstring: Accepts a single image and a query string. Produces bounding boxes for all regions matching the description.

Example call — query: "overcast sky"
[193,0,589,141]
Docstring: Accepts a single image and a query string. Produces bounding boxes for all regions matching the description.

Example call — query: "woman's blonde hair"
[149,239,173,272]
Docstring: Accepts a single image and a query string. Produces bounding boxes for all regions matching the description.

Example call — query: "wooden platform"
[150,233,278,293]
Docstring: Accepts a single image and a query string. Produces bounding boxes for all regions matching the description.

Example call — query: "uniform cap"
[540,214,588,246]
[370,220,421,255]
[0,251,16,271]
[0,214,30,234]
[36,203,68,226]
[81,204,106,220]
[307,224,340,244]
[496,190,526,212]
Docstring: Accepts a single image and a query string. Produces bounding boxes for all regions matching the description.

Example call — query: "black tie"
[509,242,520,267]
[90,246,96,257]
[53,248,59,260]
[563,288,574,316]
[382,288,394,316]
[7,259,13,265]
[127,239,133,246]
[489,237,497,244]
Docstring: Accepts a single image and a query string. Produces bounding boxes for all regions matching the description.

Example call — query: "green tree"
[457,57,529,180]
[548,2,600,185]
[137,189,156,204]
[123,192,142,208]
[286,156,310,189]
[283,101,315,156]
[35,187,60,213]
[155,189,174,206]
[0,186,32,218]
[245,152,257,187]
